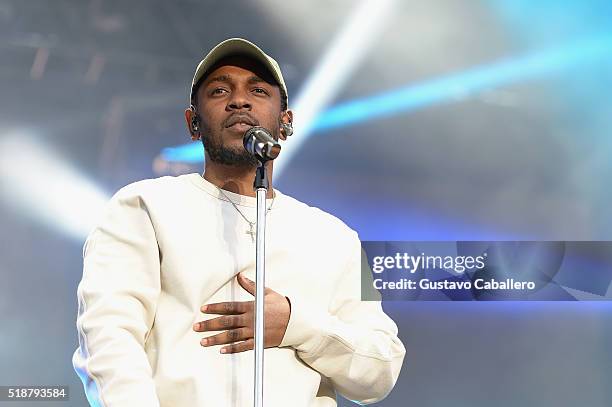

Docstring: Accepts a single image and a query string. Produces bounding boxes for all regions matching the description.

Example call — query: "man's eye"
[253,88,268,95]
[211,88,227,95]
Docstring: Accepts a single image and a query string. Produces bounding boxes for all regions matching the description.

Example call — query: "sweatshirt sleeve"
[279,233,406,404]
[72,188,161,407]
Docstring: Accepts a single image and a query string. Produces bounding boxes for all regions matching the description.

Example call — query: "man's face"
[196,56,283,167]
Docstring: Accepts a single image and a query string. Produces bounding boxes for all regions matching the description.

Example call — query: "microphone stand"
[253,160,269,407]
[242,126,280,407]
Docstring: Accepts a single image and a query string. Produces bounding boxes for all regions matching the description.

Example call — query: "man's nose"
[227,89,252,110]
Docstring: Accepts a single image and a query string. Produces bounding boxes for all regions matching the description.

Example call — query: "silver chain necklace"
[205,175,275,242]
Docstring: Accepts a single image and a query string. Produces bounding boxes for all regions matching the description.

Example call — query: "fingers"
[237,272,256,295]
[201,301,251,315]
[220,338,254,354]
[193,314,247,332]
[200,328,252,348]
[237,272,272,295]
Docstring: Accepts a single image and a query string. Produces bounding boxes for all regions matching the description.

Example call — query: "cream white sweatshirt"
[72,173,405,407]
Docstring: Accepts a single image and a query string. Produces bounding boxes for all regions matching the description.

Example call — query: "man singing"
[73,38,405,406]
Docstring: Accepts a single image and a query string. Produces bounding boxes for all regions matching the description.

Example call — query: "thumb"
[237,272,256,296]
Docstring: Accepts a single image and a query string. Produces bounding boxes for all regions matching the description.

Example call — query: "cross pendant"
[246,223,256,243]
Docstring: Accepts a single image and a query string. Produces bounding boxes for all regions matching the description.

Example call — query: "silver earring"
[281,122,293,137]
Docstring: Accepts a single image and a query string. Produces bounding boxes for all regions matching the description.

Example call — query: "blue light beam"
[313,33,612,132]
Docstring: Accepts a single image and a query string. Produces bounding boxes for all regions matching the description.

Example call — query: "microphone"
[243,127,281,161]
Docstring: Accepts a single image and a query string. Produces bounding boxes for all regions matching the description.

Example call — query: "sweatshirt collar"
[185,172,283,208]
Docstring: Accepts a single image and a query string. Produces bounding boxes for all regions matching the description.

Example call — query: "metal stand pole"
[253,162,269,407]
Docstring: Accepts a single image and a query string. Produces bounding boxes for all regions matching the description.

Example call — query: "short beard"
[201,128,259,168]
[201,121,281,167]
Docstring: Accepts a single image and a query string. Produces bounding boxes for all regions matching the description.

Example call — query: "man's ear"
[185,106,201,141]
[279,109,294,141]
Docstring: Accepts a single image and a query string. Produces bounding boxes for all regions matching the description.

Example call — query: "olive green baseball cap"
[190,38,288,107]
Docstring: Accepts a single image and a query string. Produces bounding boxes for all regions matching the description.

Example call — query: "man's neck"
[202,161,275,198]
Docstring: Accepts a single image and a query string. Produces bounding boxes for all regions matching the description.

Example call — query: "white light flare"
[0,133,109,240]
[274,0,397,175]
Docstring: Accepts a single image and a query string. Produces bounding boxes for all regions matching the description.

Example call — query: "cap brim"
[190,38,287,106]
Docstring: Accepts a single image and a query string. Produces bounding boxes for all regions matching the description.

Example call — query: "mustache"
[223,113,259,128]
